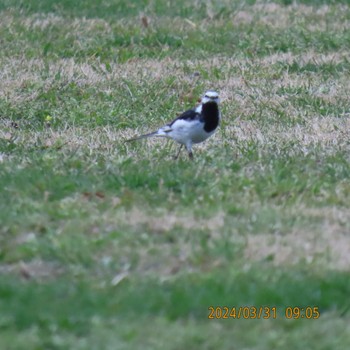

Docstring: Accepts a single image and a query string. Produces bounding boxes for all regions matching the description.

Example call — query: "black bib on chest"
[201,102,220,132]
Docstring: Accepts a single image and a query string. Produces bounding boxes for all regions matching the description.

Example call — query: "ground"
[1,0,350,349]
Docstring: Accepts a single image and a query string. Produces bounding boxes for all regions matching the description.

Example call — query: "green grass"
[1,0,350,349]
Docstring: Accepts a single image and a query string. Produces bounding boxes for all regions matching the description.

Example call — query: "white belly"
[167,119,213,145]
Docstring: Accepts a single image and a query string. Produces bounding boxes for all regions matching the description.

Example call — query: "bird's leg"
[173,145,183,160]
[185,143,194,160]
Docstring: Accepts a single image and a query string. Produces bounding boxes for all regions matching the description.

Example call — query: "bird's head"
[201,90,220,104]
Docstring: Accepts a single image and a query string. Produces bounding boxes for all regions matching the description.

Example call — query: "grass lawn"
[1,0,350,348]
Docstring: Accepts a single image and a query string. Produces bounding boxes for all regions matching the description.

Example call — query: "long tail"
[125,131,158,142]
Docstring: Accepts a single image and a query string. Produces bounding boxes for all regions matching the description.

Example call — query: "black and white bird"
[126,90,221,159]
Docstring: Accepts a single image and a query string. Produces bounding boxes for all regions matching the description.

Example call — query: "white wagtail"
[126,90,221,159]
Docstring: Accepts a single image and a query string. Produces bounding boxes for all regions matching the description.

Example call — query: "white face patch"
[201,90,220,104]
[205,91,219,99]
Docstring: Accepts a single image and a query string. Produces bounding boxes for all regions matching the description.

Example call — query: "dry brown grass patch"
[245,222,350,271]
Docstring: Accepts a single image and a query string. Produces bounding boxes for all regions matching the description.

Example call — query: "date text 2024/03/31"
[208,306,320,319]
